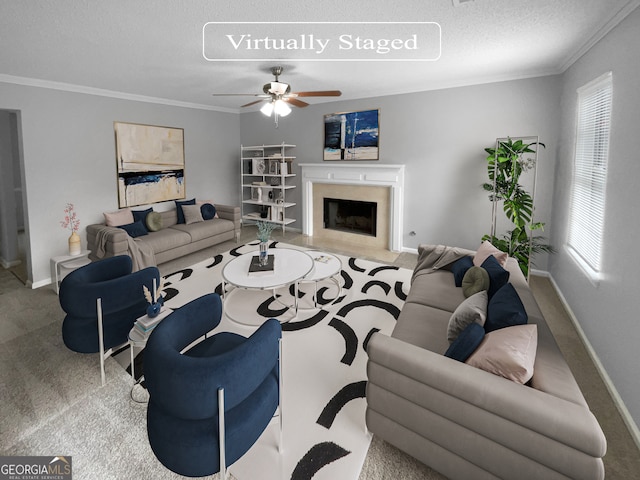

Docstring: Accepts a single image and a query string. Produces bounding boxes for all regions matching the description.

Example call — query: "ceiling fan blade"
[283,98,309,108]
[211,93,269,97]
[290,90,342,97]
[241,99,267,108]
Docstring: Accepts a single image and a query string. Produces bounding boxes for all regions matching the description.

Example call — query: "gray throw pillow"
[462,266,490,298]
[447,290,488,343]
[182,204,204,224]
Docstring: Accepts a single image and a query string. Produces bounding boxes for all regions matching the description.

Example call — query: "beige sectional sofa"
[366,244,606,480]
[86,204,240,265]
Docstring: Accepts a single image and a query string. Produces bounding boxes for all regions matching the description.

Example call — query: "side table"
[50,250,91,294]
[300,251,343,309]
[128,307,173,381]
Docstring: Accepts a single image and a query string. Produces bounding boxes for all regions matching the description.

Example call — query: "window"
[567,72,612,279]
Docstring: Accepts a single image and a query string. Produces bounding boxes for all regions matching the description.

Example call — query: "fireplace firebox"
[323,197,377,237]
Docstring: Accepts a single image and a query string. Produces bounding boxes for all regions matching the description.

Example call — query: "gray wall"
[240,75,561,268]
[550,8,640,429]
[0,83,240,286]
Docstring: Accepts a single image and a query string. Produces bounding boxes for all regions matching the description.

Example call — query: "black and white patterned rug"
[127,242,411,480]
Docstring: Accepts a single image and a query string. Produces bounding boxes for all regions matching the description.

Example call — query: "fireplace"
[324,198,377,237]
[300,163,405,252]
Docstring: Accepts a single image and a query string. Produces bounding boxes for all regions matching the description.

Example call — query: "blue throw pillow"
[444,322,485,362]
[132,207,152,232]
[132,207,152,223]
[481,255,510,299]
[451,256,474,287]
[200,203,217,220]
[175,198,195,224]
[485,283,528,333]
[118,220,148,238]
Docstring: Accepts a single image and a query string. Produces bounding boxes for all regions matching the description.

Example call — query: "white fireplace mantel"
[299,163,405,251]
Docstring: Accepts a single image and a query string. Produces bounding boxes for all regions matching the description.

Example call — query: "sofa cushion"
[461,266,490,298]
[175,198,196,224]
[170,218,235,243]
[182,204,204,224]
[447,290,488,343]
[485,283,528,333]
[200,203,217,220]
[146,212,163,232]
[392,302,451,352]
[142,228,192,254]
[104,208,134,227]
[406,270,467,314]
[473,240,508,267]
[450,256,473,287]
[118,220,148,238]
[481,255,510,298]
[445,322,485,362]
[466,324,538,384]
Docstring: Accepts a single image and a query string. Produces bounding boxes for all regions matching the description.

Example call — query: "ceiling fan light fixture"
[260,101,274,116]
[274,99,291,117]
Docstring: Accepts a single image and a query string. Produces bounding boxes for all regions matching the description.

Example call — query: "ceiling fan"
[212,66,341,113]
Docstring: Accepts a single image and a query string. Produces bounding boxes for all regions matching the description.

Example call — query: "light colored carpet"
[2,228,640,479]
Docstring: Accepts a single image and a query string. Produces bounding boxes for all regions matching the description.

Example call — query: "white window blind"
[568,72,612,276]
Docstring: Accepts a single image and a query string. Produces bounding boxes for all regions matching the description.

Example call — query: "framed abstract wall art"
[114,122,185,207]
[323,109,379,161]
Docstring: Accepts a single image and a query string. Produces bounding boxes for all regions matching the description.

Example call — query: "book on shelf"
[248,254,275,276]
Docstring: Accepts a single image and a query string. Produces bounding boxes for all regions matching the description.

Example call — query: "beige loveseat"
[86,204,240,266]
[366,244,606,480]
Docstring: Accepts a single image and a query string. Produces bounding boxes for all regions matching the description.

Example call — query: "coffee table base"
[222,282,302,326]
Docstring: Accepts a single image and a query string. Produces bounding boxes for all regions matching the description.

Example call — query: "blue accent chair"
[145,293,282,478]
[59,255,160,385]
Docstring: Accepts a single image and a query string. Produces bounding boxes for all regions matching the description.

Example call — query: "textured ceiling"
[0,0,638,112]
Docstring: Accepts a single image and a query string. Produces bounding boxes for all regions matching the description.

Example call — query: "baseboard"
[530,268,549,277]
[31,278,50,290]
[401,246,418,255]
[0,257,22,269]
[546,273,640,450]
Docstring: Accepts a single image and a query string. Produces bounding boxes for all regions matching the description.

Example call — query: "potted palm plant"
[482,137,554,277]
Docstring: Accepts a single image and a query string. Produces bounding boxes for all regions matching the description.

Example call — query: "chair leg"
[279,338,283,455]
[218,388,227,480]
[97,298,106,387]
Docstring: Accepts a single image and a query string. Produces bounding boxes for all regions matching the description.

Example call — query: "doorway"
[0,110,29,285]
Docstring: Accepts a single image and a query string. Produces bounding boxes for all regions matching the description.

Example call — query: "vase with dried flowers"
[60,203,81,255]
[143,278,166,318]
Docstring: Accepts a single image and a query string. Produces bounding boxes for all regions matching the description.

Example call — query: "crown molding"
[0,74,240,114]
[559,0,640,72]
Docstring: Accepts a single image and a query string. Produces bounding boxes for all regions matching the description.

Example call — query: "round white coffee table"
[222,247,314,324]
[299,250,343,309]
